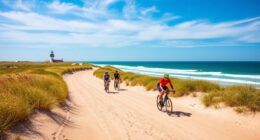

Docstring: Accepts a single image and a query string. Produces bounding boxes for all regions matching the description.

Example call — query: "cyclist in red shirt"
[157,73,174,106]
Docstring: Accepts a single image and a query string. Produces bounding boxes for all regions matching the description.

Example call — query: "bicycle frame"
[157,90,174,113]
[163,93,169,103]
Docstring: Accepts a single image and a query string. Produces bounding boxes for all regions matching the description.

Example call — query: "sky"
[0,0,259,61]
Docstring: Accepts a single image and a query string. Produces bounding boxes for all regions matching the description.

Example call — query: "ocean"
[85,61,260,88]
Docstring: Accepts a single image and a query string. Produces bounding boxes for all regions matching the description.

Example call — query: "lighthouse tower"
[49,51,63,63]
[49,51,55,63]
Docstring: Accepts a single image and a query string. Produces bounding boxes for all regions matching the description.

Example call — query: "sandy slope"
[10,70,260,140]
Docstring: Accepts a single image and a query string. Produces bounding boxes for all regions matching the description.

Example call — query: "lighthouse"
[49,51,63,63]
[50,51,54,62]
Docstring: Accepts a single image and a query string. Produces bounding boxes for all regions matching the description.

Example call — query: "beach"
[10,69,260,140]
[1,0,259,139]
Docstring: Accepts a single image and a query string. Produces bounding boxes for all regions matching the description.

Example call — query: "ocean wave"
[128,70,260,85]
[111,64,260,80]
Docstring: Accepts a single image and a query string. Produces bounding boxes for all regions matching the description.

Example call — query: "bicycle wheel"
[165,98,173,113]
[106,82,109,93]
[116,80,120,90]
[115,82,119,90]
[117,83,120,90]
[156,95,163,111]
[105,86,108,93]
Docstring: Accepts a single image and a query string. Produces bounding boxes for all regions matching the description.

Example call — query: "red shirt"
[159,78,171,87]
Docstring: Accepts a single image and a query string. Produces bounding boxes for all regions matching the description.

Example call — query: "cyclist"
[103,72,110,90]
[157,73,174,106]
[114,70,120,88]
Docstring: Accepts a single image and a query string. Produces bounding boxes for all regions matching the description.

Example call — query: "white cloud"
[123,0,137,19]
[47,1,78,14]
[46,0,119,21]
[141,6,159,16]
[0,0,259,49]
[15,0,32,11]
[0,30,138,48]
[108,19,140,31]
[239,34,260,43]
[135,17,260,42]
[1,0,34,11]
[103,0,119,6]
[0,11,101,32]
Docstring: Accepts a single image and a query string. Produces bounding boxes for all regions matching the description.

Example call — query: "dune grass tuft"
[202,86,260,112]
[0,93,31,133]
[0,62,92,134]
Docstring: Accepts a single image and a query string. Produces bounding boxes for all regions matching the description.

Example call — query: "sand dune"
[10,70,260,140]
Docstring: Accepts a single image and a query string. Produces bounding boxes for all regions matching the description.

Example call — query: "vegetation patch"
[0,62,92,134]
[202,86,260,112]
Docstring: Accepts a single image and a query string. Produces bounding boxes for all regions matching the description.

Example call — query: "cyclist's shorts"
[157,83,168,92]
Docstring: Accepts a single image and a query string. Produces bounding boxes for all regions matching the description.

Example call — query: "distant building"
[49,51,63,63]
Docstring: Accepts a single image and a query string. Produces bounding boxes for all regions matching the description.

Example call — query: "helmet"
[164,73,170,78]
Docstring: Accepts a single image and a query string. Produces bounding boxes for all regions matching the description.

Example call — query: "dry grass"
[0,62,92,134]
[202,86,260,112]
[192,93,197,97]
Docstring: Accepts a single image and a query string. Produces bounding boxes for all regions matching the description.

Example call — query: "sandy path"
[61,70,260,140]
[11,70,260,140]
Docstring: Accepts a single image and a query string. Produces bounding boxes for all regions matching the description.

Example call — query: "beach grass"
[202,86,260,112]
[93,66,260,112]
[0,62,92,134]
[93,66,220,95]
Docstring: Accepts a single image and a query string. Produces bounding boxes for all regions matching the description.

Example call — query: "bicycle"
[156,90,175,113]
[114,79,120,91]
[105,80,110,93]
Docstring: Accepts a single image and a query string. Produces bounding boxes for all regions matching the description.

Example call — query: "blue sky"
[0,0,259,61]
